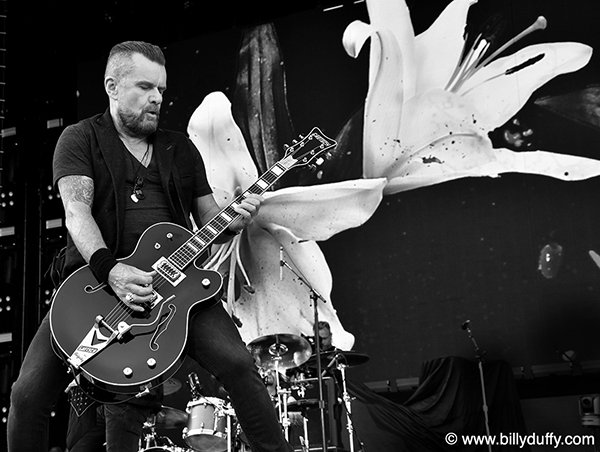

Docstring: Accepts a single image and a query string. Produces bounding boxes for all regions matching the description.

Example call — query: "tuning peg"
[292,139,298,144]
[283,144,290,151]
[315,157,325,166]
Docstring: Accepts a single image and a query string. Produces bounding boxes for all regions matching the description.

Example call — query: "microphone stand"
[281,253,328,452]
[462,321,492,452]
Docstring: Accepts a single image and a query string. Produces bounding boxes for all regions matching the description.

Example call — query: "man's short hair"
[105,41,166,82]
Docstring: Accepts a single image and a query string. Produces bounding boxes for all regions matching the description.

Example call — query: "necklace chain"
[130,141,151,203]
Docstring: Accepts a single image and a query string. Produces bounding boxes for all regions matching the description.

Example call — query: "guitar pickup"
[152,257,186,287]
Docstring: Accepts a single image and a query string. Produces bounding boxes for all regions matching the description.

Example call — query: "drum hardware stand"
[280,253,328,452]
[140,419,156,451]
[270,348,292,440]
[461,320,492,452]
[187,372,202,400]
[336,359,357,452]
[298,407,311,452]
[223,403,236,452]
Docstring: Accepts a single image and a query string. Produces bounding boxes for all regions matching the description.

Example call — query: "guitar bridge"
[152,257,186,286]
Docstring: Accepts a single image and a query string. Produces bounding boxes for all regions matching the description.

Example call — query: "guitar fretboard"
[169,162,288,270]
[164,126,335,271]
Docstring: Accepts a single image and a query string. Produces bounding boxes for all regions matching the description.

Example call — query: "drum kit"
[137,333,368,452]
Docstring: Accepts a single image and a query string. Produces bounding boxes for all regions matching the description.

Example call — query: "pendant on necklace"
[131,193,140,203]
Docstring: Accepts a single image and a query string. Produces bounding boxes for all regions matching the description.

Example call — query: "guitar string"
[97,164,290,329]
[100,179,269,328]
[102,273,169,327]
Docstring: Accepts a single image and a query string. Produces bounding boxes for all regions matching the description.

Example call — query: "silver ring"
[125,293,134,302]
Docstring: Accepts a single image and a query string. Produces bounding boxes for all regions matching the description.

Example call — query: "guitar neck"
[168,126,336,270]
[169,162,288,270]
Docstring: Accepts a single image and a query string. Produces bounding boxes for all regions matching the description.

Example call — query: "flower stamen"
[479,16,547,68]
[445,33,490,91]
[447,15,547,94]
[460,53,545,96]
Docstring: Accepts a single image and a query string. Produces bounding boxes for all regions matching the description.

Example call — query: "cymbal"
[306,350,369,369]
[162,378,182,396]
[154,405,188,429]
[248,334,312,370]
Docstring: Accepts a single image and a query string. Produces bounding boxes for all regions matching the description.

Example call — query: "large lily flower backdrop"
[188,92,386,350]
[343,0,600,194]
[182,0,600,352]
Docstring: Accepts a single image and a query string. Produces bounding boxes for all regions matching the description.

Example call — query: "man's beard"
[118,107,159,137]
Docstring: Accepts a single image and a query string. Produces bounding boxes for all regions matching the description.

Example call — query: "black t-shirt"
[120,149,173,257]
[52,113,213,275]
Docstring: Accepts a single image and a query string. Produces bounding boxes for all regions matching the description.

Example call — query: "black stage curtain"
[346,357,529,452]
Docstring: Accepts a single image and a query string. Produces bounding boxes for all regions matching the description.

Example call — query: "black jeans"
[8,304,293,452]
[67,403,154,452]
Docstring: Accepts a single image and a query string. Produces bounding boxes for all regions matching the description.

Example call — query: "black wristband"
[89,248,118,285]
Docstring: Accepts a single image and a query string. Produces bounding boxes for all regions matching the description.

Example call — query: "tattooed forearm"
[57,175,94,207]
[57,175,107,261]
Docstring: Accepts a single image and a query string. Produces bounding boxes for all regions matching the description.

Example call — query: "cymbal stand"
[140,417,157,451]
[462,321,492,452]
[270,350,291,440]
[336,359,356,452]
[281,255,328,452]
[227,414,232,452]
[299,406,310,452]
[224,404,234,452]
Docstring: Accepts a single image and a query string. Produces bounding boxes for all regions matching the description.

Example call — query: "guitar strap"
[45,246,67,289]
[67,380,98,417]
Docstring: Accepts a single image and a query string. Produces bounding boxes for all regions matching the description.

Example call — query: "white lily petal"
[491,148,600,181]
[462,42,593,130]
[188,92,259,201]
[366,0,416,97]
[384,89,488,178]
[393,134,494,177]
[257,178,386,241]
[384,146,600,196]
[234,225,355,350]
[363,28,405,178]
[414,0,478,93]
[382,132,495,195]
[343,20,374,59]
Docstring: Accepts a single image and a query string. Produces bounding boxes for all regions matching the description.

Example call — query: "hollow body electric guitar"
[50,128,336,396]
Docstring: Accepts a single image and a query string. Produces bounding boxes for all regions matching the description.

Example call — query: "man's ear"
[105,76,118,99]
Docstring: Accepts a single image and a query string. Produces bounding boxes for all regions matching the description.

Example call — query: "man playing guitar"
[8,41,294,452]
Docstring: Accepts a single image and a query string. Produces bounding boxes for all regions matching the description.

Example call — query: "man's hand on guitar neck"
[108,263,157,312]
[228,186,263,234]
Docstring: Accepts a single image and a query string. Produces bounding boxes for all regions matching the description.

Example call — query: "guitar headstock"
[279,127,337,171]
